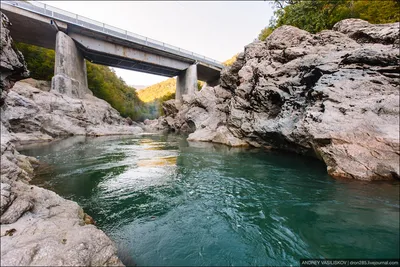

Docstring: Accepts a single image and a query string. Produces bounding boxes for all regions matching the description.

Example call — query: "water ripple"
[21,134,400,266]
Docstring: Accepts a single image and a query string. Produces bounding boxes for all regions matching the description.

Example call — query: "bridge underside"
[2,3,222,102]
[77,43,181,77]
[197,64,221,83]
[80,49,220,82]
[1,7,65,49]
[77,44,220,82]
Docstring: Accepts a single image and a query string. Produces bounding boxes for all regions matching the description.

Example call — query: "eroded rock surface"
[155,19,400,181]
[1,98,126,266]
[0,12,29,106]
[2,79,143,145]
[0,180,123,266]
[1,12,124,266]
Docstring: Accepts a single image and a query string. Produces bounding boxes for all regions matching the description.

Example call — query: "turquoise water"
[20,134,400,266]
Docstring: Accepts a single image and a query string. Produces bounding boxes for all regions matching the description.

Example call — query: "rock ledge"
[154,19,400,181]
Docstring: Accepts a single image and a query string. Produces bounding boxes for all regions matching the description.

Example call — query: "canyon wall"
[0,12,126,266]
[153,19,400,181]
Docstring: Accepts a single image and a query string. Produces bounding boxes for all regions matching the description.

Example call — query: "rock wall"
[0,12,126,266]
[2,79,143,145]
[0,12,29,106]
[156,19,400,181]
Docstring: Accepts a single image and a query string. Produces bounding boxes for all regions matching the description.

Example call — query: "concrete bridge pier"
[51,31,91,99]
[176,64,197,104]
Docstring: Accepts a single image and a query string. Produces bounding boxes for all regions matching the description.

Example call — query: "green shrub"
[258,0,400,41]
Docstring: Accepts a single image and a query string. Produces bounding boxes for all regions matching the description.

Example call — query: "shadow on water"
[19,134,400,266]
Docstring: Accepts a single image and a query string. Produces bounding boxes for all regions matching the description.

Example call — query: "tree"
[15,42,55,80]
[258,0,400,41]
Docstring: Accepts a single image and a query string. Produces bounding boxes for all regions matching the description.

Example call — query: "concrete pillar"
[176,64,197,103]
[51,31,91,99]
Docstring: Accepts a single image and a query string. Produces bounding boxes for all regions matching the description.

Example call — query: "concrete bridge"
[1,0,223,101]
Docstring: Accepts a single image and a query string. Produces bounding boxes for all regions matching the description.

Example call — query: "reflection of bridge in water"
[2,1,223,101]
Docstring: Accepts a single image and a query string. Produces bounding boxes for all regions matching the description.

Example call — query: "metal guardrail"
[2,0,224,68]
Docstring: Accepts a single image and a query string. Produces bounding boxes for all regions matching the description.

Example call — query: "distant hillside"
[137,78,176,103]
[138,54,238,103]
[138,78,203,103]
[223,54,238,67]
[132,85,147,91]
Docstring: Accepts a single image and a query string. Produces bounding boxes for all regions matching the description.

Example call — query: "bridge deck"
[1,0,224,70]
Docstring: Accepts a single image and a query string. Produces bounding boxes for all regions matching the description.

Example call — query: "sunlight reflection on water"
[20,134,400,267]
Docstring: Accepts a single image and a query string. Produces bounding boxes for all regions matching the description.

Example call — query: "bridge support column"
[176,64,197,104]
[51,31,91,99]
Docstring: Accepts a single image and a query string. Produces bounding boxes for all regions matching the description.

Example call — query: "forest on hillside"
[137,78,176,103]
[137,78,204,103]
[258,0,400,40]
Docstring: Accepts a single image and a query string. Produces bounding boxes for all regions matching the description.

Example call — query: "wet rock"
[211,126,248,147]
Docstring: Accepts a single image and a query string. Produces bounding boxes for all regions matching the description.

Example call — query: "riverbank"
[153,19,400,181]
[1,9,399,265]
[1,10,135,264]
[20,134,400,265]
[2,79,144,145]
[0,76,155,265]
[0,78,141,265]
[0,113,127,265]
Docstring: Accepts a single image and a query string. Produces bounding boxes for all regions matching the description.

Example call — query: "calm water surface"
[20,134,400,266]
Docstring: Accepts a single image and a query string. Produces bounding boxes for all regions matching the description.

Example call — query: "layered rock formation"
[156,19,400,181]
[2,79,143,145]
[1,12,126,266]
[0,12,29,106]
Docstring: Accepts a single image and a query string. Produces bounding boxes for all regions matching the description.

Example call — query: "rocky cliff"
[0,12,127,266]
[0,12,29,106]
[154,19,400,181]
[2,78,143,145]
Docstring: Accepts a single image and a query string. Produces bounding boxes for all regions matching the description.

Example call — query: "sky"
[42,1,274,87]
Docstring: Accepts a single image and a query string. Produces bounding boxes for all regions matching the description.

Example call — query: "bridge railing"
[2,0,224,69]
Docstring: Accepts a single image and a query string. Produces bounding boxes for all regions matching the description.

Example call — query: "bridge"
[1,0,224,101]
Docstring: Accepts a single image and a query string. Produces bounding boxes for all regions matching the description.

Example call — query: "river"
[19,134,400,266]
